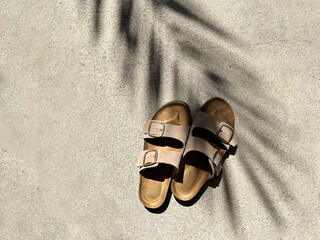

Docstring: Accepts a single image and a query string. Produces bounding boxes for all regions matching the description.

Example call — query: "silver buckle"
[143,150,158,167]
[217,125,234,144]
[148,120,165,138]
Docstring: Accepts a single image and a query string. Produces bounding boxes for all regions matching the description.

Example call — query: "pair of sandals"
[136,97,238,209]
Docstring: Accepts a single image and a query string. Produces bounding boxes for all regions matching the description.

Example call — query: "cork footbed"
[171,97,235,202]
[139,101,190,209]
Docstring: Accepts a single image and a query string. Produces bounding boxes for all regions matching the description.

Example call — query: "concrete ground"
[1,0,319,239]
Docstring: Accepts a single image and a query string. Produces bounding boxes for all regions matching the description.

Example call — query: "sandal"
[171,97,238,202]
[136,101,191,208]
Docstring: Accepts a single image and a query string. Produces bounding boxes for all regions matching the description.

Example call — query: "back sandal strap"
[142,120,190,145]
[192,111,238,149]
[184,136,223,177]
[136,150,182,172]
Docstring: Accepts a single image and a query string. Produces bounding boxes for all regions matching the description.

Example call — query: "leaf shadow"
[94,0,102,39]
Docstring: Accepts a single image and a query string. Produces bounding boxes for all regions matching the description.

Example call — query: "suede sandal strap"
[184,136,223,177]
[142,120,190,145]
[136,150,182,172]
[192,111,238,149]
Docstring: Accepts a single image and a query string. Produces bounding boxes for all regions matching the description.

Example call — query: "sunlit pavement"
[0,1,319,239]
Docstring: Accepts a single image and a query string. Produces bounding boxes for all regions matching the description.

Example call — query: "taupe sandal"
[171,97,238,202]
[136,101,191,209]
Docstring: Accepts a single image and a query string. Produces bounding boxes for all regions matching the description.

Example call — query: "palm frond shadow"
[113,0,300,226]
[81,0,302,231]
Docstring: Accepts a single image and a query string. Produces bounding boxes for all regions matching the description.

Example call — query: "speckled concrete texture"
[0,0,319,239]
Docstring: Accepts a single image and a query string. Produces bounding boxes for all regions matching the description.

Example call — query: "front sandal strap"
[192,111,238,149]
[141,120,190,145]
[136,150,182,172]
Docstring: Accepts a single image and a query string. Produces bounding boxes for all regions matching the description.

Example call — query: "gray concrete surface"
[1,0,319,239]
